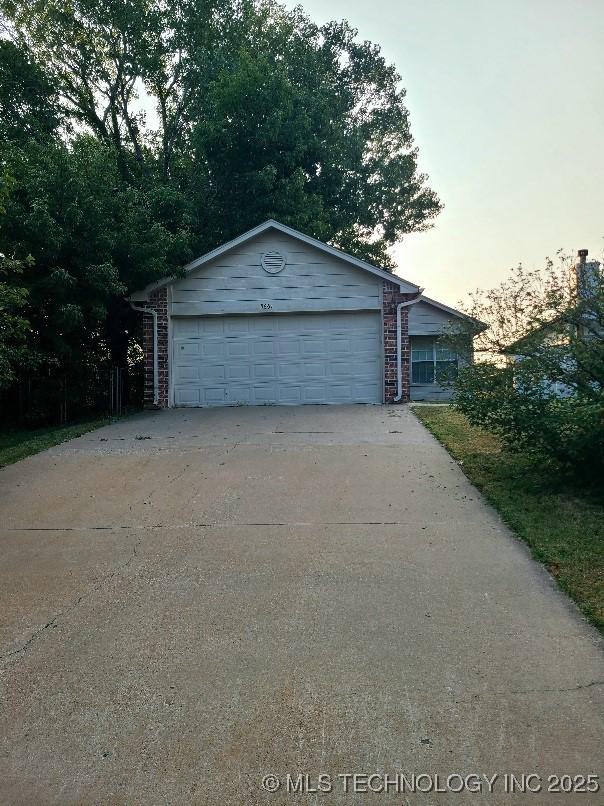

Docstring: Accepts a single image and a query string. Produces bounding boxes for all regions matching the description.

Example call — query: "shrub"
[453,362,604,476]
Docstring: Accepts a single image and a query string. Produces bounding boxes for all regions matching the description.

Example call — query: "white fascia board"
[129,219,419,300]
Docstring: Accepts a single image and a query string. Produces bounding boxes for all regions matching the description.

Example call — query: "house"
[129,220,474,408]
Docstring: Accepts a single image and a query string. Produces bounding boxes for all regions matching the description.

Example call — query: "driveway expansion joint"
[4,519,491,532]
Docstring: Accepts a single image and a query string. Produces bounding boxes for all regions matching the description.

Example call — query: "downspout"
[129,301,159,407]
[394,290,424,403]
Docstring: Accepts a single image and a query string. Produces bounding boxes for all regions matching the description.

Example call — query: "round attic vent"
[261,250,286,274]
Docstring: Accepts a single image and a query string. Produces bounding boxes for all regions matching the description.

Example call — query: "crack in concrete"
[0,535,142,668]
[3,519,488,532]
[452,679,604,703]
[532,679,604,694]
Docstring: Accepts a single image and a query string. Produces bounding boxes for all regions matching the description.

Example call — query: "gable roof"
[418,295,486,326]
[130,219,420,301]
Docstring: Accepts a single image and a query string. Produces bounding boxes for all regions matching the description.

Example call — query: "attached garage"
[130,220,475,408]
[173,312,382,407]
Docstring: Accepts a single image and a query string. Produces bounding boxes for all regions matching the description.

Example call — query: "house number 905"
[260,303,272,310]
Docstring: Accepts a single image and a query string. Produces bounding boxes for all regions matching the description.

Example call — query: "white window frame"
[410,337,458,385]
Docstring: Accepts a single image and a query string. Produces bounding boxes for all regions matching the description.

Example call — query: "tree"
[1,0,441,265]
[190,11,441,263]
[447,254,604,475]
[0,32,192,369]
[0,253,32,389]
[1,136,193,367]
[0,39,61,145]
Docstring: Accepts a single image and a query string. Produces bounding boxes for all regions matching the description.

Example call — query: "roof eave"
[419,294,488,330]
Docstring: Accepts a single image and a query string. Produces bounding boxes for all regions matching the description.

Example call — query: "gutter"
[129,301,159,407]
[394,291,424,403]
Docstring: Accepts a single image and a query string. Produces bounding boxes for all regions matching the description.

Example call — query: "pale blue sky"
[284,0,604,307]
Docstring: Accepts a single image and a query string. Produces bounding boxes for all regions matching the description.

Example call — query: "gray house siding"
[408,300,455,335]
[409,301,461,401]
[170,231,383,317]
[410,383,455,402]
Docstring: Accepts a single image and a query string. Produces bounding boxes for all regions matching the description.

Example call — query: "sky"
[283,0,604,308]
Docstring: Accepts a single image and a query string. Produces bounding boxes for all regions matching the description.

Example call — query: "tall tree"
[0,39,61,144]
[190,10,442,263]
[2,0,441,264]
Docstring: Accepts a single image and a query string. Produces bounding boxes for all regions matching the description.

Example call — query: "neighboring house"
[505,329,578,399]
[505,249,602,399]
[129,220,474,408]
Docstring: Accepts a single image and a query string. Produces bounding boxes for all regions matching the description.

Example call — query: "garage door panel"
[199,341,224,359]
[253,341,276,356]
[200,365,226,382]
[330,337,352,352]
[329,384,356,402]
[278,362,308,380]
[254,363,276,380]
[221,319,248,336]
[174,387,201,405]
[175,320,200,338]
[226,364,251,381]
[301,338,327,355]
[226,342,250,359]
[254,385,278,403]
[226,386,252,405]
[173,312,381,407]
[351,334,380,350]
[247,318,276,335]
[302,384,328,403]
[331,360,358,376]
[175,342,200,356]
[278,339,301,356]
[175,365,200,382]
[277,386,302,404]
[309,362,330,378]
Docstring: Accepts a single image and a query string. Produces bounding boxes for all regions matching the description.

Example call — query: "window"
[411,337,458,385]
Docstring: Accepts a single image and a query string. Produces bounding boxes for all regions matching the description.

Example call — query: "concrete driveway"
[0,405,603,805]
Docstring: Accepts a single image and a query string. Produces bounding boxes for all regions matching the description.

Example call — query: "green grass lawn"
[413,405,604,634]
[0,417,115,469]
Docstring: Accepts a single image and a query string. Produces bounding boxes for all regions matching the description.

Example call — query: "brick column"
[382,279,414,403]
[141,287,169,408]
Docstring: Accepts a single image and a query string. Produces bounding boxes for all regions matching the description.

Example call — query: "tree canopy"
[0,0,441,406]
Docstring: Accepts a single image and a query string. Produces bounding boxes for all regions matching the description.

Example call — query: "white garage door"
[172,312,382,407]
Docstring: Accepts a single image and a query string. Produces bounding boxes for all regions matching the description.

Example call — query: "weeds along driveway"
[0,405,603,805]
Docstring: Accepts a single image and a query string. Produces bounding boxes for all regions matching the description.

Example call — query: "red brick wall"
[141,287,169,408]
[382,279,414,403]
